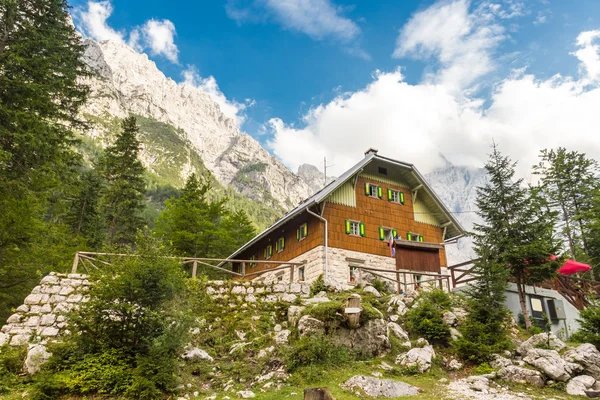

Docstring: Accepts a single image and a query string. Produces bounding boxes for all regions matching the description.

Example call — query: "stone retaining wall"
[0,272,90,347]
[1,273,312,347]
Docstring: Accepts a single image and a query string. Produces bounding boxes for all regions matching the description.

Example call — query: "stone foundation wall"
[253,246,325,284]
[0,272,90,347]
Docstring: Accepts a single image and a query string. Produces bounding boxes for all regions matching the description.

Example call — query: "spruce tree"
[154,173,227,258]
[66,169,105,248]
[474,143,559,330]
[533,148,599,263]
[98,117,146,248]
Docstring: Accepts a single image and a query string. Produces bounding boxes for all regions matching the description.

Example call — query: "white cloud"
[75,1,179,64]
[573,30,600,82]
[226,0,366,58]
[75,0,126,44]
[141,19,179,63]
[182,66,251,126]
[393,0,507,93]
[269,43,600,179]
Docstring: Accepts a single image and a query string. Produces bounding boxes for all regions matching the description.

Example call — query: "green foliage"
[283,335,357,379]
[406,291,451,343]
[455,253,511,364]
[474,363,494,375]
[305,301,344,331]
[98,116,147,247]
[359,304,383,325]
[154,173,256,261]
[310,274,327,296]
[473,143,559,330]
[572,300,600,348]
[370,278,388,294]
[32,236,188,399]
[64,169,105,248]
[0,345,27,393]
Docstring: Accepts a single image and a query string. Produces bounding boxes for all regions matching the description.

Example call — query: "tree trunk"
[561,201,577,260]
[516,273,532,330]
[304,388,335,400]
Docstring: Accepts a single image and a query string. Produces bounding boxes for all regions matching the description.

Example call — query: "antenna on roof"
[365,148,379,156]
[324,157,334,188]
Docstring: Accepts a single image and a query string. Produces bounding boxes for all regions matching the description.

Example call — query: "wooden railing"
[352,265,451,293]
[448,258,478,287]
[71,251,306,283]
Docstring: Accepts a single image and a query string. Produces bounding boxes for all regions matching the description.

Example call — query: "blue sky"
[71,0,600,176]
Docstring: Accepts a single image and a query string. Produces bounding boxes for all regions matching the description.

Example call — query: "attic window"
[378,166,388,175]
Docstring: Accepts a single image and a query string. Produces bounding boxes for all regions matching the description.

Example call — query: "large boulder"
[566,375,598,396]
[331,319,390,356]
[287,305,305,327]
[490,354,513,369]
[342,375,419,397]
[24,344,52,375]
[497,365,545,387]
[442,311,458,327]
[517,332,565,356]
[363,286,381,298]
[297,315,325,337]
[387,322,409,342]
[523,348,581,381]
[563,343,600,380]
[395,345,435,373]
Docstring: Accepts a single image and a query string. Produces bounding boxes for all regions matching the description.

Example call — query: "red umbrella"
[558,259,591,275]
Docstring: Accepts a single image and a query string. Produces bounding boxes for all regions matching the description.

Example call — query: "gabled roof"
[225,152,466,260]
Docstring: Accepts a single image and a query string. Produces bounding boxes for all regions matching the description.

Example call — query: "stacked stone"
[204,281,310,304]
[0,272,90,347]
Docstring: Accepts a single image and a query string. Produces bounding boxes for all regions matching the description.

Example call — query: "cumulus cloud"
[182,66,252,126]
[393,0,508,93]
[75,1,179,63]
[226,0,366,58]
[573,30,600,82]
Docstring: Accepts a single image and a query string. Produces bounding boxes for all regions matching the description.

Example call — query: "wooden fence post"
[304,388,335,400]
[71,252,79,273]
[192,260,198,279]
[241,262,246,280]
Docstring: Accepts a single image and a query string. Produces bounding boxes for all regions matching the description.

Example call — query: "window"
[378,227,398,241]
[345,220,365,237]
[349,266,358,283]
[378,166,388,175]
[364,182,382,199]
[275,236,285,253]
[249,254,257,268]
[298,266,305,282]
[406,232,423,242]
[387,189,405,204]
[297,223,308,241]
[264,245,272,260]
[414,274,422,289]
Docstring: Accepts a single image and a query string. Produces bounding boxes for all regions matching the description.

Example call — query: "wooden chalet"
[227,149,465,290]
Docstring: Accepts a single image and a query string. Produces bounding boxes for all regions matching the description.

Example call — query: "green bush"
[454,320,512,364]
[31,237,189,399]
[370,278,388,294]
[283,335,356,376]
[406,292,451,343]
[310,274,327,296]
[572,300,600,348]
[0,345,27,394]
[474,362,494,375]
[360,303,383,325]
[305,301,344,332]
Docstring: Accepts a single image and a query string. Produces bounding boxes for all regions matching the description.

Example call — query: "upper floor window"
[297,223,308,241]
[406,232,424,242]
[298,266,305,282]
[364,183,382,199]
[264,245,273,259]
[345,220,365,237]
[379,227,398,241]
[276,236,285,253]
[387,189,405,204]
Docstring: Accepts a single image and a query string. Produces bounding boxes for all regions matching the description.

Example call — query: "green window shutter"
[359,222,366,237]
[419,235,424,242]
[364,182,370,195]
[406,232,412,241]
[392,229,398,239]
[387,188,393,201]
[303,223,308,236]
[268,245,272,257]
[345,220,351,234]
[263,248,267,258]
[296,228,300,241]
[378,227,385,240]
[281,237,285,249]
[275,241,279,253]
[400,192,405,204]
[377,186,383,199]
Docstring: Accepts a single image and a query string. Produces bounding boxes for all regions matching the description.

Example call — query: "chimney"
[364,148,378,157]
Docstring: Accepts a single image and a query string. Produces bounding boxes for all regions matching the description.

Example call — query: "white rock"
[24,294,43,305]
[10,334,29,346]
[273,283,286,293]
[289,283,302,293]
[447,359,463,370]
[25,344,52,375]
[231,286,246,295]
[236,390,255,398]
[274,329,291,345]
[40,275,59,285]
[387,322,409,341]
[450,327,462,341]
[287,305,305,326]
[563,343,600,380]
[0,333,7,346]
[497,365,545,387]
[40,327,59,337]
[181,348,214,362]
[7,313,21,324]
[395,345,435,372]
[279,293,297,303]
[523,348,581,381]
[517,332,565,356]
[442,311,458,326]
[273,324,282,332]
[297,315,325,337]
[363,286,381,297]
[16,304,29,313]
[302,297,330,304]
[566,375,597,396]
[342,375,418,397]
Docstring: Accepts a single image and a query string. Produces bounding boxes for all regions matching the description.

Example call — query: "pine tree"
[154,173,227,257]
[474,143,559,330]
[98,117,147,248]
[66,169,105,248]
[533,148,599,263]
[219,209,257,257]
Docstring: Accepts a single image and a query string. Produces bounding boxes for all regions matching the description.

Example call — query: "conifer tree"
[473,143,559,330]
[98,117,146,247]
[533,148,599,262]
[66,169,105,248]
